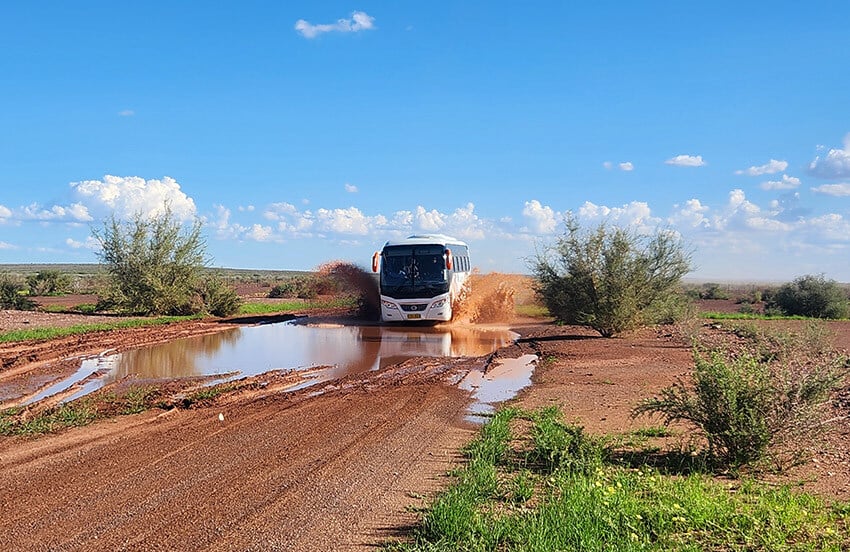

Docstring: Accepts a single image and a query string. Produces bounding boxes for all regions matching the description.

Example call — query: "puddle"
[459,354,538,420]
[24,322,518,404]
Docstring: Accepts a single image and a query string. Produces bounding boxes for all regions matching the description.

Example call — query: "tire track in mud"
[0,367,476,551]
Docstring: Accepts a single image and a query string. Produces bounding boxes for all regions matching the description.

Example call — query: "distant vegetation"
[769,274,850,319]
[0,274,36,310]
[530,217,692,337]
[26,270,72,296]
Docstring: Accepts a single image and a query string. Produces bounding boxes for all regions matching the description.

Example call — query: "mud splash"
[317,261,380,317]
[454,272,520,324]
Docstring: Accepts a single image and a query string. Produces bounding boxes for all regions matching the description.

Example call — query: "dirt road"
[1,312,848,550]
[1,377,475,551]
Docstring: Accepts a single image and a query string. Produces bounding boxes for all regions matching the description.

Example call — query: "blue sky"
[2,2,850,281]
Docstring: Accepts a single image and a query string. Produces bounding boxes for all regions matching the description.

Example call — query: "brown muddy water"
[25,322,535,410]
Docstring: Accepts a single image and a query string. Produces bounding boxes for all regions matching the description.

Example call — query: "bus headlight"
[382,300,399,310]
[431,299,446,308]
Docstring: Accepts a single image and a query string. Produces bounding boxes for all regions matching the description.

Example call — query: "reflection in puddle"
[459,354,538,419]
[30,322,518,403]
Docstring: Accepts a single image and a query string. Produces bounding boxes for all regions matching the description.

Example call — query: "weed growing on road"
[0,402,98,436]
[120,386,160,415]
[387,406,849,551]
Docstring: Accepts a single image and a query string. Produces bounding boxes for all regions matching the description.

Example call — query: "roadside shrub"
[268,276,318,299]
[93,208,207,315]
[26,270,72,296]
[198,276,241,317]
[530,216,692,337]
[700,283,729,300]
[770,274,850,319]
[0,275,36,310]
[635,325,848,469]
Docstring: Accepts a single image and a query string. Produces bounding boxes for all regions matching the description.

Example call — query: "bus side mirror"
[445,249,453,270]
[372,252,380,273]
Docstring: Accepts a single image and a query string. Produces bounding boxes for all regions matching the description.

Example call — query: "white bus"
[371,234,471,322]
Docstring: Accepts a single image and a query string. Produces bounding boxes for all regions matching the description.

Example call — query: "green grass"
[388,407,849,551]
[702,312,811,321]
[179,384,236,407]
[237,297,357,315]
[0,381,244,437]
[0,315,198,343]
[514,303,551,318]
[38,303,99,314]
[0,402,98,436]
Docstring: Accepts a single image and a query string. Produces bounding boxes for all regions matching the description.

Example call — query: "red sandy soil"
[0,301,848,550]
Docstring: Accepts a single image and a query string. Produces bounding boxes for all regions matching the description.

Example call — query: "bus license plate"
[407,313,421,319]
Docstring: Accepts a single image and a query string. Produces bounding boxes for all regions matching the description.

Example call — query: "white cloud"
[245,224,275,242]
[0,241,15,250]
[808,133,850,179]
[804,214,850,241]
[19,202,92,222]
[390,210,414,228]
[187,195,850,280]
[295,11,375,39]
[118,109,135,117]
[264,202,314,234]
[444,202,487,240]
[665,154,706,167]
[811,183,850,197]
[344,183,358,193]
[0,204,11,223]
[735,159,788,176]
[65,236,98,250]
[522,200,558,234]
[316,206,374,235]
[669,199,710,229]
[578,200,661,233]
[71,175,197,221]
[760,174,801,190]
[415,206,445,232]
[602,161,634,171]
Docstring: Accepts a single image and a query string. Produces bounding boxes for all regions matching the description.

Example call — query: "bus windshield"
[381,245,447,287]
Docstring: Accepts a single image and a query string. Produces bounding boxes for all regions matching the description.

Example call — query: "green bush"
[0,275,36,310]
[26,270,71,296]
[770,274,849,319]
[530,217,692,336]
[268,276,317,299]
[93,208,207,315]
[699,283,730,300]
[635,325,848,468]
[198,276,241,317]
